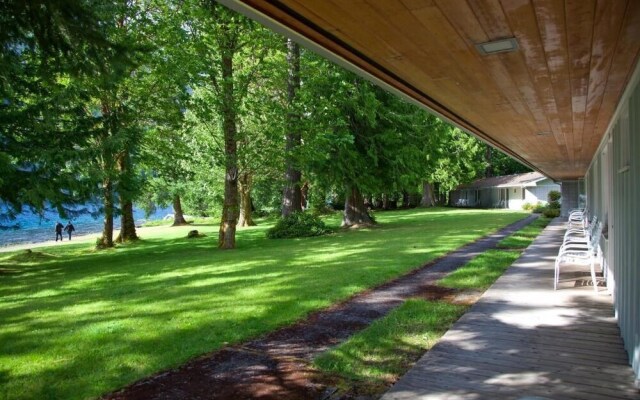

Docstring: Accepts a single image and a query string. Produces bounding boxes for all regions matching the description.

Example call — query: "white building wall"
[508,187,523,210]
[525,184,560,205]
[587,61,640,386]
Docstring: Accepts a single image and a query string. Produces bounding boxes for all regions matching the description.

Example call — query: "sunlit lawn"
[314,215,549,392]
[440,217,550,290]
[314,300,467,389]
[437,249,522,290]
[0,208,526,400]
[496,216,551,250]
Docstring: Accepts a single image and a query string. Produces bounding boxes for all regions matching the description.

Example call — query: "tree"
[142,126,193,226]
[183,1,276,248]
[301,60,429,226]
[0,0,128,222]
[88,1,188,246]
[281,39,303,217]
[136,2,196,227]
[482,144,531,177]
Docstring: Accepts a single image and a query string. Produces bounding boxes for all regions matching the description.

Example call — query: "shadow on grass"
[0,209,529,400]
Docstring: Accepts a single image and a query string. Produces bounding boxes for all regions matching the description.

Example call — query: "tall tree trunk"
[485,146,493,178]
[116,199,138,242]
[300,182,309,210]
[382,193,389,210]
[172,194,188,226]
[238,172,255,227]
[421,181,435,207]
[115,152,137,243]
[387,194,398,209]
[402,190,410,208]
[342,185,375,227]
[218,43,239,249]
[282,39,303,217]
[98,177,114,248]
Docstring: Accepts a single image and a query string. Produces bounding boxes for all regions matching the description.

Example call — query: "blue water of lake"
[0,204,173,247]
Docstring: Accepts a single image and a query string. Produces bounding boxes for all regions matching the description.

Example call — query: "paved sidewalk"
[382,219,639,400]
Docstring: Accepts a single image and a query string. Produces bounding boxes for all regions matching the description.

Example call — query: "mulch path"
[103,215,537,400]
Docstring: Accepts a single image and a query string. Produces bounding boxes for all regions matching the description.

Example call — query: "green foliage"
[548,190,561,202]
[483,145,532,176]
[522,202,533,211]
[0,0,143,220]
[532,202,545,213]
[543,208,561,218]
[297,56,485,208]
[0,0,509,238]
[266,212,330,239]
[314,300,467,385]
[0,209,525,400]
[547,190,561,210]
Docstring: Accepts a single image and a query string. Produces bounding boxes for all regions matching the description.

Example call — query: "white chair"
[563,215,597,244]
[568,208,587,228]
[554,222,603,292]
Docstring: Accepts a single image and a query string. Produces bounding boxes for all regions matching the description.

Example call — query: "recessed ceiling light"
[476,38,519,55]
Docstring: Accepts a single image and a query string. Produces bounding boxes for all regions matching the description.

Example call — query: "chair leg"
[590,258,598,293]
[554,258,560,290]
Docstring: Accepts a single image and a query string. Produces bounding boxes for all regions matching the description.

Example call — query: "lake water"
[0,205,173,247]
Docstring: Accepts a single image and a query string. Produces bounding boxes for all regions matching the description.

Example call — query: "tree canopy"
[1,0,530,246]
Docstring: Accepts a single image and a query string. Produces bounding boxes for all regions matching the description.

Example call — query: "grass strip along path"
[0,208,527,400]
[314,216,550,398]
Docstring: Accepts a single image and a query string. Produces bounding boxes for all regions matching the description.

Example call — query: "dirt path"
[104,215,537,400]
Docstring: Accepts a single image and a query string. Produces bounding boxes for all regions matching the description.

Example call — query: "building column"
[560,180,580,217]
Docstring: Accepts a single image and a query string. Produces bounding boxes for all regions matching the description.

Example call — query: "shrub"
[266,212,331,239]
[522,202,533,211]
[543,208,560,218]
[548,190,561,202]
[547,190,561,210]
[532,202,545,213]
[186,230,206,239]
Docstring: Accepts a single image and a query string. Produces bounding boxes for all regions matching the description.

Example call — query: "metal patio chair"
[554,221,603,292]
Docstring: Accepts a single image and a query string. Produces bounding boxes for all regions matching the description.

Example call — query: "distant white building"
[450,172,560,210]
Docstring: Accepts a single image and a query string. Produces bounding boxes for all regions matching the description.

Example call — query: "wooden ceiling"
[222,0,640,180]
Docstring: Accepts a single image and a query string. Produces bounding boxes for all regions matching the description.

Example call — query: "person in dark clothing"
[55,222,64,242]
[64,221,75,240]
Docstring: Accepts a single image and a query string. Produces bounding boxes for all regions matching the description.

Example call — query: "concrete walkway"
[382,219,639,400]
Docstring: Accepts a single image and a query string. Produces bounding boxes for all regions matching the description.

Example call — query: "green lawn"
[314,299,467,389]
[312,214,550,395]
[437,249,522,290]
[439,217,551,290]
[0,208,526,400]
[496,216,551,249]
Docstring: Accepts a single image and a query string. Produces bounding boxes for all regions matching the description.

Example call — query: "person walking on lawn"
[64,221,75,240]
[55,222,64,242]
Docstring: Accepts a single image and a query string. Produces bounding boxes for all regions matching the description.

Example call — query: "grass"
[0,208,526,400]
[142,216,219,227]
[497,216,551,249]
[311,214,552,395]
[437,249,522,290]
[313,300,467,390]
[439,217,551,290]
